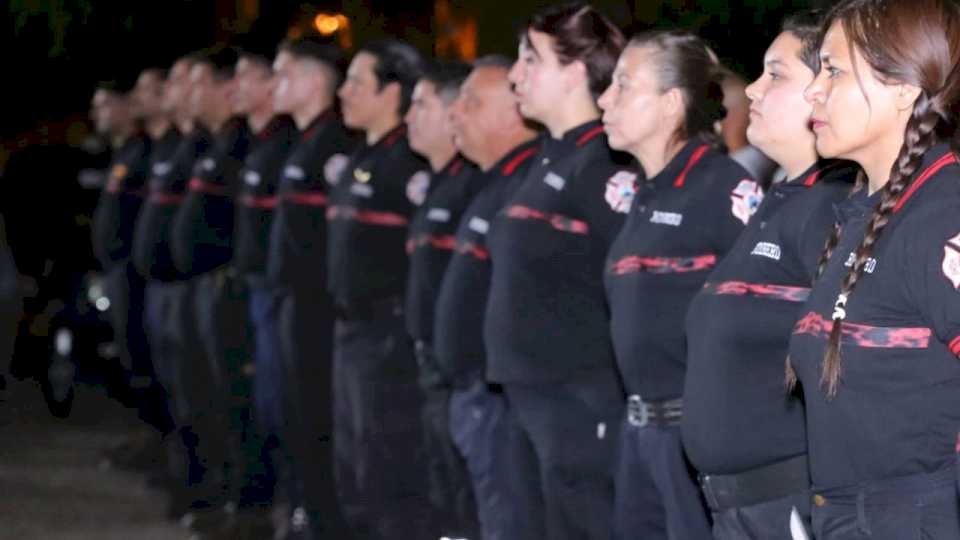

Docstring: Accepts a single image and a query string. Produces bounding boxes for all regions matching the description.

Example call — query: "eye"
[826,66,841,79]
[768,71,781,81]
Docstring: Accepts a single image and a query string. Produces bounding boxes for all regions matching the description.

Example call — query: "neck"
[366,114,401,145]
[476,128,538,172]
[292,100,330,131]
[146,117,172,140]
[862,134,906,195]
[247,109,274,134]
[634,134,686,179]
[177,118,195,134]
[111,126,135,149]
[778,143,819,182]
[543,96,598,139]
[427,144,458,173]
[206,114,231,135]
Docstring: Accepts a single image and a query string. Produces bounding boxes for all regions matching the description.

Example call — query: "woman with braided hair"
[788,0,960,537]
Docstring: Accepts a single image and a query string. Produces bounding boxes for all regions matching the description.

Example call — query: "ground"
[0,380,192,540]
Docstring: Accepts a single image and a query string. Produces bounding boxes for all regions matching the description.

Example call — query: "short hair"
[278,39,344,90]
[473,55,514,70]
[524,2,626,98]
[357,39,426,115]
[237,51,272,77]
[421,61,472,104]
[781,9,824,73]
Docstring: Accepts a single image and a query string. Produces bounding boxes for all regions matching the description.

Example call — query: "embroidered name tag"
[650,211,683,226]
[469,217,489,234]
[751,242,782,261]
[350,183,374,198]
[284,165,305,180]
[427,208,451,222]
[543,172,566,191]
[244,171,261,186]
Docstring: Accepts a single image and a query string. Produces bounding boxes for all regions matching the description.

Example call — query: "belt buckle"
[627,395,649,428]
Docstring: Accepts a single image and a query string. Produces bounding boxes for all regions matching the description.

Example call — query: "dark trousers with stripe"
[811,468,959,540]
[449,377,521,540]
[276,288,349,537]
[332,300,430,540]
[105,262,173,436]
[612,423,713,540]
[501,369,623,540]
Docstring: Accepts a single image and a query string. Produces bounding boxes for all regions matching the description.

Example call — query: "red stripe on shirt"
[893,152,958,213]
[949,335,960,357]
[189,178,229,196]
[673,145,711,188]
[406,234,457,254]
[609,254,716,276]
[240,194,277,209]
[455,241,489,261]
[504,205,589,235]
[326,206,409,227]
[702,280,811,302]
[283,191,328,207]
[501,146,539,176]
[575,126,605,147]
[149,191,185,205]
[793,311,931,348]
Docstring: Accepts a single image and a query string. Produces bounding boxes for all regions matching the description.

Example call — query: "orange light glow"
[314,13,341,35]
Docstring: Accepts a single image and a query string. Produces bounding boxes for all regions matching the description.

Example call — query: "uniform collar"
[835,186,882,225]
[491,138,541,177]
[648,138,711,189]
[300,108,334,142]
[891,142,957,214]
[544,119,604,154]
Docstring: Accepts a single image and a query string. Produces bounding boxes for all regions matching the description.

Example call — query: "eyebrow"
[764,59,785,67]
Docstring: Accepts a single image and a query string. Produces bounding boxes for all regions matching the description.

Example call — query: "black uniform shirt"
[484,120,632,384]
[789,144,960,489]
[266,110,355,295]
[132,128,210,281]
[326,125,428,311]
[434,140,540,386]
[605,140,758,401]
[170,117,252,276]
[682,161,855,475]
[92,132,152,270]
[405,155,484,341]
[232,116,297,276]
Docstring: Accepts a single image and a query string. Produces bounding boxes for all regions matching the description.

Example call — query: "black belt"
[699,454,810,511]
[627,394,683,427]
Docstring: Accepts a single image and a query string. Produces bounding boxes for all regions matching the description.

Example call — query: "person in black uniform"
[229,47,298,533]
[90,86,176,470]
[439,55,540,540]
[483,4,632,539]
[402,60,480,539]
[0,212,17,410]
[788,1,960,538]
[264,39,354,539]
[597,30,759,540]
[681,11,857,540]
[168,52,257,533]
[327,40,430,540]
[132,52,215,522]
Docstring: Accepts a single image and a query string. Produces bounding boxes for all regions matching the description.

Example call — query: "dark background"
[0,0,824,279]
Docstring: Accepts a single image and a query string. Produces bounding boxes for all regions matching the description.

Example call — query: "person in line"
[788,1,960,537]
[598,29,759,539]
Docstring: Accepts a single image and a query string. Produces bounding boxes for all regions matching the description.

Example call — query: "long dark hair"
[797,0,960,397]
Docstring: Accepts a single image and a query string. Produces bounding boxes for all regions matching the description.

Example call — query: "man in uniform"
[327,40,430,539]
[264,39,354,539]
[437,56,541,540]
[402,60,481,540]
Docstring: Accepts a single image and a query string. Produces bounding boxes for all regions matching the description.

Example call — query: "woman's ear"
[564,60,590,94]
[895,82,923,112]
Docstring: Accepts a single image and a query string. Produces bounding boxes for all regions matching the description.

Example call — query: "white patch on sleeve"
[650,211,683,226]
[942,232,960,288]
[323,153,349,185]
[427,208,451,223]
[244,170,261,186]
[730,179,764,225]
[605,170,637,213]
[152,162,172,176]
[201,158,216,171]
[751,241,782,261]
[406,170,431,206]
[350,182,374,198]
[284,165,305,181]
[468,217,489,234]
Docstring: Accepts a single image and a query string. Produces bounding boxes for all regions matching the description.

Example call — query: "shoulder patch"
[324,153,349,185]
[543,171,566,191]
[943,232,960,289]
[730,179,764,225]
[605,170,638,213]
[406,170,431,206]
[468,217,489,234]
[244,170,262,186]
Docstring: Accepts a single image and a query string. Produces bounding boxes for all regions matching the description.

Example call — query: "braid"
[820,95,941,397]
